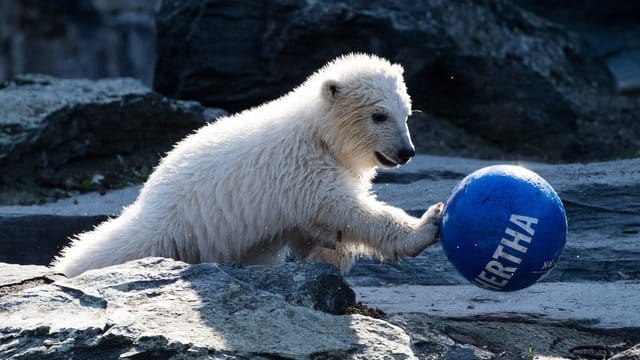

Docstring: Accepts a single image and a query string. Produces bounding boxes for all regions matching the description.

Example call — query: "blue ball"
[440,165,567,291]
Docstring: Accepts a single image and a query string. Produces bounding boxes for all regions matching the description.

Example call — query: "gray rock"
[221,262,356,315]
[153,0,640,162]
[514,0,640,94]
[0,74,225,186]
[0,185,141,217]
[611,344,640,360]
[0,262,59,286]
[0,258,414,359]
[356,281,640,329]
[388,312,640,360]
[0,0,160,85]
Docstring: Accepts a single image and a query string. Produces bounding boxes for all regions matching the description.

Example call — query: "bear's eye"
[371,112,388,123]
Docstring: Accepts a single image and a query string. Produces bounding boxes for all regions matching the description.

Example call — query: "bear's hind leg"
[240,239,290,266]
[305,241,382,274]
[305,246,355,274]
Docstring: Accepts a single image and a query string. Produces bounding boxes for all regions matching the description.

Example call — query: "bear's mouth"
[374,152,398,167]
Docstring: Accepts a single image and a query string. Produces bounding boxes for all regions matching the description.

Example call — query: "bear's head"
[317,54,415,174]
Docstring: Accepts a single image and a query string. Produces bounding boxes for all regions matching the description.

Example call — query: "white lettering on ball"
[472,214,539,290]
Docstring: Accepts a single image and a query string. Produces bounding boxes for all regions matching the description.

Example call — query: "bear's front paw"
[417,201,444,248]
[395,202,444,258]
[423,202,444,225]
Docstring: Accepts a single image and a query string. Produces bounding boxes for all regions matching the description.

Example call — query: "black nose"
[397,147,415,164]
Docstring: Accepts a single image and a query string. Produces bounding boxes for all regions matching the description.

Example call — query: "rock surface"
[0,74,224,204]
[611,344,640,360]
[0,258,415,359]
[356,281,640,329]
[514,0,640,94]
[0,0,160,85]
[154,0,640,162]
[390,312,639,360]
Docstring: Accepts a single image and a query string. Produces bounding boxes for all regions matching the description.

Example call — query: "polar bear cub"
[52,53,443,277]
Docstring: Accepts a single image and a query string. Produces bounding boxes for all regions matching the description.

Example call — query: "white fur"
[52,53,443,277]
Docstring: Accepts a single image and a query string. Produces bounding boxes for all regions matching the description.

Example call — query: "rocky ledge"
[0,74,225,205]
[0,258,412,359]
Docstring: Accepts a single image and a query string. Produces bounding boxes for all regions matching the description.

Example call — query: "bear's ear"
[322,79,341,102]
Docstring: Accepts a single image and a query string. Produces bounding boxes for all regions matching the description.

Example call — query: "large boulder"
[0,259,416,359]
[0,74,224,204]
[154,0,640,162]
